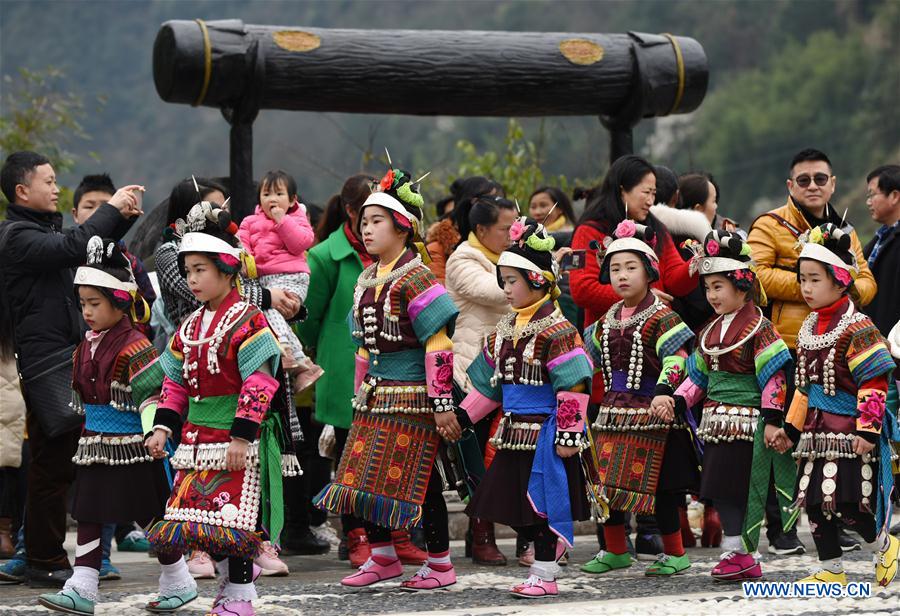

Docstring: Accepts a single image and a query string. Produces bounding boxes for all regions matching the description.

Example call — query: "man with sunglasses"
[749,148,876,350]
[748,148,877,555]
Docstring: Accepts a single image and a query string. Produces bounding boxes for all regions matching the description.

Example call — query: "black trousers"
[807,505,876,561]
[24,411,79,570]
[283,407,331,535]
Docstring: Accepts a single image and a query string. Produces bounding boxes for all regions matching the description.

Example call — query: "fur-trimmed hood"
[425,218,461,256]
[651,204,712,241]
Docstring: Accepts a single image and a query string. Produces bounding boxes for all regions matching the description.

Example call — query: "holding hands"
[435,410,462,442]
[765,425,793,453]
[144,428,168,459]
[649,395,675,422]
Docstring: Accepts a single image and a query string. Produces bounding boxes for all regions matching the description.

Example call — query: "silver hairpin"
[221,197,231,211]
[545,201,560,220]
[86,236,104,265]
[191,174,200,195]
[384,148,392,167]
[414,171,431,184]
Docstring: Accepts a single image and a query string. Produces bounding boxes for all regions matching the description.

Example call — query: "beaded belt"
[72,434,152,466]
[170,441,302,476]
[489,413,546,451]
[792,431,858,460]
[696,405,758,443]
[592,406,673,432]
[351,379,430,415]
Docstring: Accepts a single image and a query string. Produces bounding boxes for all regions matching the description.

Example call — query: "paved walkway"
[2,530,899,615]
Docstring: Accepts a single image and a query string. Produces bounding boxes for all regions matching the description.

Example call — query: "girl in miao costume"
[313,161,460,591]
[673,231,794,581]
[38,237,198,616]
[144,203,288,616]
[772,223,899,586]
[455,216,593,598]
[581,220,697,577]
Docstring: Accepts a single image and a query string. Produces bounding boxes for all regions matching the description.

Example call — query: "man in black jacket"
[0,151,143,586]
[863,164,900,338]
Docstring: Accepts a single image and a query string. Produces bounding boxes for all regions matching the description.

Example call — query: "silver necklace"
[601,298,664,391]
[700,307,763,371]
[180,301,249,380]
[350,254,424,357]
[489,308,563,387]
[796,303,864,396]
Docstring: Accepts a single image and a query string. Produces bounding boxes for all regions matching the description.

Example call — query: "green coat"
[295,227,363,429]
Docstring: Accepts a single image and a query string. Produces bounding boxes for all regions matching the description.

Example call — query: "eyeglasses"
[792,173,831,188]
[865,190,884,201]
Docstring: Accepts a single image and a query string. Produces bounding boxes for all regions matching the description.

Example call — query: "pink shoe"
[187,551,216,579]
[207,599,255,615]
[711,551,762,581]
[510,574,559,598]
[254,541,289,577]
[399,563,456,591]
[340,555,403,588]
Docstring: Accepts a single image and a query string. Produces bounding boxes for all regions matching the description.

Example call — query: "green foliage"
[430,119,575,219]
[664,1,900,235]
[0,66,100,215]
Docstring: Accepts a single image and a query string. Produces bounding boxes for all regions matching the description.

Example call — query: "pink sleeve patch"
[407,284,446,323]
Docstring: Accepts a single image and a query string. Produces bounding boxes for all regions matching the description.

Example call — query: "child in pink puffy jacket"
[238,169,323,390]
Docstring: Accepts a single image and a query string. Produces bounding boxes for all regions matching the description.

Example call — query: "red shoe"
[469,518,507,566]
[391,530,426,565]
[702,506,723,548]
[711,551,762,582]
[347,528,371,568]
[679,506,696,549]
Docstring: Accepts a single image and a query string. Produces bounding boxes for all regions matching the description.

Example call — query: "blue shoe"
[38,588,95,615]
[0,555,26,583]
[99,558,121,581]
[145,586,199,613]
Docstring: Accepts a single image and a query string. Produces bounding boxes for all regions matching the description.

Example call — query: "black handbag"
[17,345,82,439]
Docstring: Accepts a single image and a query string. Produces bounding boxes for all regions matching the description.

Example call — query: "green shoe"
[37,588,95,615]
[145,587,199,613]
[117,531,150,553]
[645,553,691,576]
[580,550,633,574]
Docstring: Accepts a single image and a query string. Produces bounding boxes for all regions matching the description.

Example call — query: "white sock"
[721,535,745,554]
[63,566,100,602]
[822,557,843,573]
[872,531,891,552]
[530,560,560,581]
[427,552,451,566]
[221,581,257,602]
[372,544,398,560]
[158,556,196,595]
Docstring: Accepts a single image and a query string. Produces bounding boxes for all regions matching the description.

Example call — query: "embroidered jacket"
[465,298,593,545]
[676,301,792,442]
[584,292,694,431]
[71,316,164,466]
